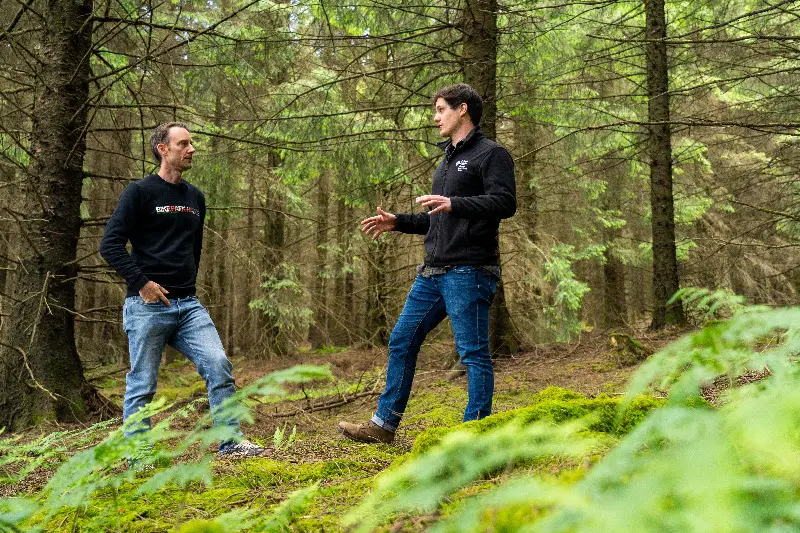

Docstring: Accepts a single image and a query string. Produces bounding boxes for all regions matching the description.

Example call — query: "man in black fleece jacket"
[100,122,264,460]
[338,84,516,444]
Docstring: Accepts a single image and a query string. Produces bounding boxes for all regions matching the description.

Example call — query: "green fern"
[345,299,800,532]
[0,364,333,532]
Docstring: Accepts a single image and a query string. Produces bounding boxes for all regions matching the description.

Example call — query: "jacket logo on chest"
[155,205,200,216]
[455,160,469,172]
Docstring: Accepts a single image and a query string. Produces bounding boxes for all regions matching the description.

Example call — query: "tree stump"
[607,333,653,367]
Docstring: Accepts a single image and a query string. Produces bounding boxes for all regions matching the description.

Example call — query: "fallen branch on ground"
[266,390,381,419]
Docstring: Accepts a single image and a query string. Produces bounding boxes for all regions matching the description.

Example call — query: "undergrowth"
[4,289,798,532]
[0,365,333,532]
[344,289,800,532]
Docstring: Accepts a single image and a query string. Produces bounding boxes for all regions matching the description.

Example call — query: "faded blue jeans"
[122,295,240,451]
[372,266,498,431]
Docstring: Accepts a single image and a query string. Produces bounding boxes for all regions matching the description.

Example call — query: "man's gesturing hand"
[360,207,397,240]
[415,195,452,214]
[139,280,171,306]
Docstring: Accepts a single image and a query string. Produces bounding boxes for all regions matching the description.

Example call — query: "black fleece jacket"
[394,129,516,266]
[99,174,206,298]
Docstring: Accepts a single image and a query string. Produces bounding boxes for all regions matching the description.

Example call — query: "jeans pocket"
[136,296,164,306]
[122,297,135,332]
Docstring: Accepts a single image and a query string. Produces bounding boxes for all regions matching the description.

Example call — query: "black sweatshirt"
[394,129,516,266]
[100,174,206,298]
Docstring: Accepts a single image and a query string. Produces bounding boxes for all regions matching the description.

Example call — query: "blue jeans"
[372,266,498,431]
[122,295,239,450]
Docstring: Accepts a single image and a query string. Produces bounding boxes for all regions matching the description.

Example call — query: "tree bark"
[364,239,389,346]
[309,173,330,349]
[461,0,519,356]
[209,94,232,345]
[461,0,498,140]
[331,199,355,345]
[645,0,684,328]
[259,152,288,357]
[225,226,235,357]
[246,174,259,353]
[602,172,628,329]
[0,0,118,429]
[603,246,628,329]
[0,171,11,317]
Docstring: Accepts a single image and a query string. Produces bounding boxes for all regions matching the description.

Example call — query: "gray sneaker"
[218,439,268,458]
[337,420,395,444]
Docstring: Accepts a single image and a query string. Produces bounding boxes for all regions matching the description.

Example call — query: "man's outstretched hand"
[415,195,452,214]
[139,280,171,306]
[360,207,397,240]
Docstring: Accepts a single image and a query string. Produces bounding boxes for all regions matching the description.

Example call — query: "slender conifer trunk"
[645,0,684,328]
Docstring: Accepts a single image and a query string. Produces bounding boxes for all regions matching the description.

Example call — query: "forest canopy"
[0,0,798,425]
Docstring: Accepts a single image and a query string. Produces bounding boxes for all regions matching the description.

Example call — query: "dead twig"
[267,390,381,419]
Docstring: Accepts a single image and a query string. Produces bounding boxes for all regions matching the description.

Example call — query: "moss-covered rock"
[607,333,653,367]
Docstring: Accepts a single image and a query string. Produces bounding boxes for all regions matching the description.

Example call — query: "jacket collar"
[438,127,483,154]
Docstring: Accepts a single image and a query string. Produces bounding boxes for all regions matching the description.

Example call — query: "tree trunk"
[645,0,684,328]
[209,94,230,342]
[0,172,10,318]
[0,0,117,429]
[331,199,354,345]
[214,222,231,350]
[364,240,389,346]
[603,247,628,329]
[342,203,355,344]
[461,0,498,140]
[602,172,628,329]
[344,264,355,342]
[488,279,519,356]
[258,152,288,357]
[225,227,235,357]
[309,173,330,350]
[246,174,259,354]
[461,0,519,356]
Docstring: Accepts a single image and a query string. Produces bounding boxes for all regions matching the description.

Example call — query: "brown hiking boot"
[337,420,395,444]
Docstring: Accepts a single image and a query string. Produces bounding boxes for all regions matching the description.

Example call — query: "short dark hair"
[433,84,483,126]
[150,122,189,162]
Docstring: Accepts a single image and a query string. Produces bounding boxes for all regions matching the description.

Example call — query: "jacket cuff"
[131,274,150,293]
[448,197,465,216]
[394,213,412,233]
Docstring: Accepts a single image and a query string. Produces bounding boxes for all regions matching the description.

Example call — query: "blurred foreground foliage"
[346,290,800,532]
[3,290,798,532]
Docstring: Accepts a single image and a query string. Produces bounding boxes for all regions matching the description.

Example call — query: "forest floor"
[3,324,690,532]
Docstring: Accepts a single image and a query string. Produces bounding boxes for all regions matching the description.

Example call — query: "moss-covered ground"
[2,329,684,531]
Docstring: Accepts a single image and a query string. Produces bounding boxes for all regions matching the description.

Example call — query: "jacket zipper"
[431,149,455,265]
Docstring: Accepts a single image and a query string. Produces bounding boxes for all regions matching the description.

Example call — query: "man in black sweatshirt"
[338,84,516,444]
[100,122,264,459]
